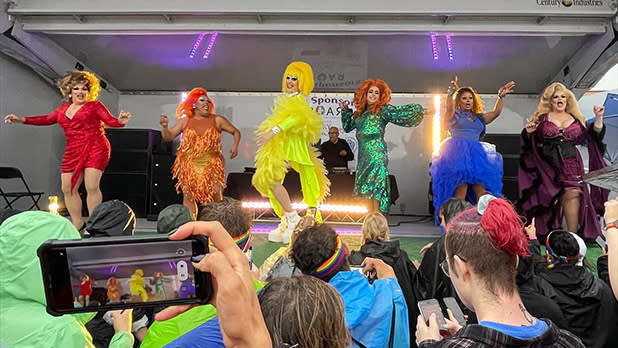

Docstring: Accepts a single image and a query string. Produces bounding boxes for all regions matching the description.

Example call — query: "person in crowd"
[340,78,429,214]
[349,211,418,346]
[141,197,263,348]
[4,71,131,228]
[155,221,272,348]
[0,211,134,347]
[83,199,136,237]
[430,76,514,224]
[604,197,618,299]
[156,204,194,234]
[259,275,350,348]
[260,215,313,281]
[413,199,472,302]
[160,88,241,218]
[291,223,410,348]
[80,200,149,347]
[319,126,354,172]
[519,82,608,238]
[416,197,585,348]
[516,220,567,328]
[539,230,618,348]
[253,61,330,243]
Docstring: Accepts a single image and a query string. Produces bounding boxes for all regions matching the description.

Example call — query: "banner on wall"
[310,94,358,170]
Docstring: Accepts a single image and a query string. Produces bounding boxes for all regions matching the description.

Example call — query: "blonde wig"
[281,61,315,96]
[57,71,100,102]
[530,82,586,126]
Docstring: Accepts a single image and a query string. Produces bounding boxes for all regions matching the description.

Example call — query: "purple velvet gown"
[518,114,608,239]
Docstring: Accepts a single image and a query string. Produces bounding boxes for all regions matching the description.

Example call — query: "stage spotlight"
[100,80,108,89]
[48,196,59,215]
[241,201,368,214]
[75,62,84,71]
[432,94,441,157]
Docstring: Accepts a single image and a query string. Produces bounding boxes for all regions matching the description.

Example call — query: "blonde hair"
[281,61,314,96]
[361,212,390,244]
[57,71,100,102]
[530,82,586,126]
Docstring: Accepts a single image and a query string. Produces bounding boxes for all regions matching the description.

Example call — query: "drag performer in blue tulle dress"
[430,77,515,225]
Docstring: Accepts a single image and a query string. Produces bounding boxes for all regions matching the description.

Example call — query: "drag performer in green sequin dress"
[340,79,428,214]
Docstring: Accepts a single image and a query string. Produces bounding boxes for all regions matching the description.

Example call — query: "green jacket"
[0,211,133,348]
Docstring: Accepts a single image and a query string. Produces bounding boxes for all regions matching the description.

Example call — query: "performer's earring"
[192,104,196,109]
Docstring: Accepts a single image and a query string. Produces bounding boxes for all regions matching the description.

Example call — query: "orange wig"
[176,87,216,118]
[454,87,484,115]
[353,79,392,119]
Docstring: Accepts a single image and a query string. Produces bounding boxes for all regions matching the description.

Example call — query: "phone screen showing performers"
[39,236,210,315]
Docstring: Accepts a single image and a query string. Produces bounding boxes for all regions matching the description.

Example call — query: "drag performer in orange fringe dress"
[160,88,241,217]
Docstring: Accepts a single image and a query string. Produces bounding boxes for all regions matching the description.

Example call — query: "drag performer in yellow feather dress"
[160,88,241,217]
[253,61,330,243]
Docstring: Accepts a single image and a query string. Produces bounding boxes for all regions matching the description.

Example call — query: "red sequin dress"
[23,101,125,190]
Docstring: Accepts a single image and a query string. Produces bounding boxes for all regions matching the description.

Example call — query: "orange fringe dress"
[172,116,226,205]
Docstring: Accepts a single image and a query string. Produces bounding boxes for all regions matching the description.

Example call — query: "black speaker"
[100,129,164,218]
[148,154,182,220]
[482,133,521,203]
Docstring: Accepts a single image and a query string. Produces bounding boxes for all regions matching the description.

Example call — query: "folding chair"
[0,167,44,210]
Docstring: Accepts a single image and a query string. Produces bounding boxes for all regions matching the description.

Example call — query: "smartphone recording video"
[38,235,211,316]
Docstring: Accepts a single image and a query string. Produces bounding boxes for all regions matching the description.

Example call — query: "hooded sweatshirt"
[349,239,419,347]
[539,264,618,348]
[0,211,133,348]
[329,270,410,348]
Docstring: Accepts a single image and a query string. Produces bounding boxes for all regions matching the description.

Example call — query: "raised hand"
[159,114,169,128]
[256,131,275,147]
[499,81,515,97]
[525,118,538,134]
[593,106,605,119]
[4,114,24,124]
[118,110,131,125]
[449,76,459,92]
[339,100,350,110]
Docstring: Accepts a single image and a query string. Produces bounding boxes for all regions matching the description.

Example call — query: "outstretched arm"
[445,76,459,124]
[483,81,515,125]
[381,103,426,128]
[94,101,130,127]
[218,115,241,159]
[160,115,187,142]
[6,108,61,126]
[340,101,357,132]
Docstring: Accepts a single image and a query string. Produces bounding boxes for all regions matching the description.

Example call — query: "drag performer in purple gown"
[518,82,608,239]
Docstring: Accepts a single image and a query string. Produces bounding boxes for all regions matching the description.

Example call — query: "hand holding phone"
[37,235,211,315]
[155,221,272,348]
[443,297,466,327]
[418,299,448,329]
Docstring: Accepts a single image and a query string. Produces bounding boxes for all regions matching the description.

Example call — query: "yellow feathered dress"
[252,93,330,219]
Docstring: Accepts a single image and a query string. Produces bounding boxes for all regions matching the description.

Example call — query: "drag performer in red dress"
[4,71,131,228]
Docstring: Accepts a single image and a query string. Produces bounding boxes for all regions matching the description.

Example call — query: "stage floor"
[135,216,442,267]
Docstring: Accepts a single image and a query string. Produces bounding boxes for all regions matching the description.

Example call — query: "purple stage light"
[430,33,439,61]
[189,33,206,58]
[202,32,219,60]
[446,35,454,61]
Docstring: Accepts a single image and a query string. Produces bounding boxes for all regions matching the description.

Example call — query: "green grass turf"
[252,234,603,274]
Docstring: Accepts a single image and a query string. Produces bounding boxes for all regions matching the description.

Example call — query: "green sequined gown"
[342,104,424,214]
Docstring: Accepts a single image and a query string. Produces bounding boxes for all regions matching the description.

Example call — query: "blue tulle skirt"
[430,138,503,225]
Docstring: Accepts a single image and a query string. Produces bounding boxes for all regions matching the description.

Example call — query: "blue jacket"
[329,271,410,348]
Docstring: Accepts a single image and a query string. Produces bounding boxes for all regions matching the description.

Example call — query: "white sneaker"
[268,216,287,242]
[282,212,301,244]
